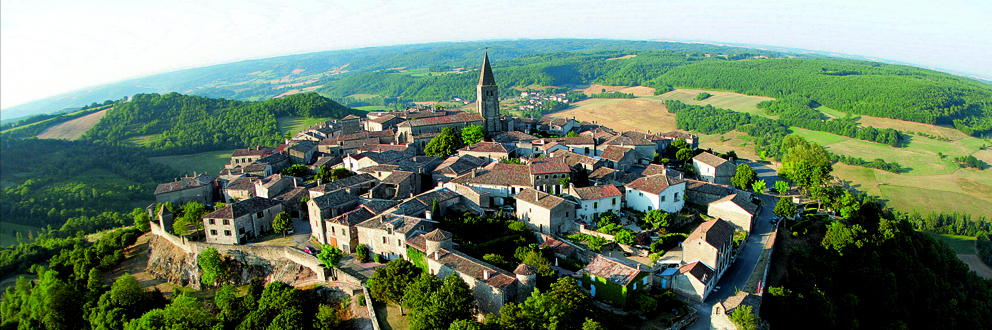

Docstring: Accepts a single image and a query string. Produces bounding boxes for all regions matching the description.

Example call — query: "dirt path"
[957,254,992,279]
[36,109,108,140]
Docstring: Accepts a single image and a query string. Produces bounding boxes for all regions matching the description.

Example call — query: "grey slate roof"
[203,197,282,219]
[311,190,360,209]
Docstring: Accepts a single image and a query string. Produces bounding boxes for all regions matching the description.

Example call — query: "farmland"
[276,116,329,135]
[148,149,234,176]
[34,109,108,140]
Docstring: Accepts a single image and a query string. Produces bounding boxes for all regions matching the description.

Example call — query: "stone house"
[226,146,274,169]
[549,136,597,156]
[569,184,623,224]
[661,131,699,150]
[692,152,735,186]
[308,190,361,247]
[535,117,578,136]
[672,261,716,302]
[551,149,606,173]
[364,114,404,132]
[515,188,577,235]
[395,113,485,147]
[407,229,535,314]
[342,150,409,172]
[356,143,414,155]
[625,174,687,213]
[309,155,344,173]
[599,145,638,171]
[683,218,735,279]
[318,130,396,156]
[711,291,762,330]
[340,114,363,135]
[579,255,650,307]
[528,157,571,195]
[451,163,533,204]
[369,171,419,200]
[708,193,758,233]
[222,176,258,203]
[432,155,488,183]
[154,173,215,205]
[287,140,318,165]
[599,135,656,165]
[202,197,284,245]
[457,141,513,162]
[254,153,291,174]
[356,213,436,261]
[685,179,735,207]
[272,186,309,220]
[252,174,300,198]
[308,173,379,199]
[242,163,272,178]
[313,199,399,253]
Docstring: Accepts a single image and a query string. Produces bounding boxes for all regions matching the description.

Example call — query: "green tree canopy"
[773,197,797,219]
[280,164,309,178]
[461,124,485,146]
[425,127,464,157]
[732,164,758,189]
[316,245,344,267]
[272,212,292,237]
[368,259,422,314]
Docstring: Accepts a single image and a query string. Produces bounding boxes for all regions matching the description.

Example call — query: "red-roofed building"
[673,261,716,302]
[568,184,623,223]
[579,255,650,307]
[395,113,484,145]
[683,218,735,279]
[515,188,577,234]
[528,157,571,194]
[457,141,513,162]
[625,174,687,213]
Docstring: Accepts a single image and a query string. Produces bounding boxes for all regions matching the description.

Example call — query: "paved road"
[685,161,781,330]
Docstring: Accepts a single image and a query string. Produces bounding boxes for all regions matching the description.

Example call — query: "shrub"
[356,244,371,262]
[373,254,384,264]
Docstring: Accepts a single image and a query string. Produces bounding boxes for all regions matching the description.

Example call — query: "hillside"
[34,109,108,140]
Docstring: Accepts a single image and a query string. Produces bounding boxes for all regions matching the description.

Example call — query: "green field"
[127,134,161,147]
[0,222,42,247]
[354,105,392,111]
[276,116,328,135]
[148,149,234,176]
[927,233,977,254]
[648,88,776,116]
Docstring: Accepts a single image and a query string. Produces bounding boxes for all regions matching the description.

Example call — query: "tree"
[281,164,308,178]
[409,274,474,330]
[732,164,758,189]
[272,212,292,237]
[403,273,442,312]
[317,245,344,267]
[449,319,483,330]
[315,164,332,182]
[670,137,689,151]
[132,208,151,232]
[752,180,767,194]
[614,229,635,245]
[774,180,790,194]
[174,202,208,239]
[643,209,672,229]
[583,318,606,330]
[773,197,797,219]
[356,244,371,262]
[676,148,694,162]
[330,167,355,181]
[198,248,229,286]
[368,260,423,315]
[730,305,759,330]
[425,127,464,157]
[461,124,485,146]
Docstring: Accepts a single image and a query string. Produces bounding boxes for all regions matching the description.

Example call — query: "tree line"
[757,95,903,147]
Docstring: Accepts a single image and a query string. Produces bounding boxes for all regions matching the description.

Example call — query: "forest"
[763,200,992,329]
[82,92,361,155]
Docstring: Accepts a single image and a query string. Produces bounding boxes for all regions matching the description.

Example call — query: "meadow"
[148,149,234,176]
[927,233,977,254]
[276,116,329,135]
[0,222,42,247]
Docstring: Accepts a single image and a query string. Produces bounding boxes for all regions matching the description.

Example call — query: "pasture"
[149,149,234,176]
[956,254,992,280]
[34,109,108,140]
[0,222,42,247]
[650,88,775,116]
[927,233,977,254]
[276,116,328,135]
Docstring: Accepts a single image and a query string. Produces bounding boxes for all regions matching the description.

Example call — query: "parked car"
[304,246,317,255]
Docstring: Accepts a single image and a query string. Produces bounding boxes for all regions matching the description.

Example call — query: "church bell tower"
[477,52,501,135]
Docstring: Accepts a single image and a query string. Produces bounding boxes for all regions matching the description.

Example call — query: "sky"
[2,0,991,110]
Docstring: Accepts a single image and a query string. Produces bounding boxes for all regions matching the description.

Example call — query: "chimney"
[483,269,491,280]
[434,251,440,260]
[471,168,477,178]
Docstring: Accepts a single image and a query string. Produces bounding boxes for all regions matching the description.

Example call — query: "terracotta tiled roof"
[423,229,452,241]
[679,261,715,284]
[686,179,731,196]
[329,207,375,226]
[203,197,282,219]
[514,264,536,275]
[358,164,401,174]
[583,255,642,286]
[528,158,569,175]
[427,247,517,288]
[381,171,415,185]
[243,163,269,173]
[341,138,380,150]
[459,142,510,154]
[600,146,634,162]
[550,136,595,145]
[255,153,289,165]
[155,174,212,195]
[662,131,697,140]
[493,131,539,143]
[693,152,729,167]
[516,188,572,210]
[357,144,411,153]
[603,135,655,146]
[626,174,684,195]
[359,199,401,214]
[225,176,257,191]
[232,147,274,157]
[641,164,668,176]
[620,131,664,142]
[406,113,483,127]
[396,188,462,216]
[288,140,317,153]
[588,167,619,180]
[356,213,431,236]
[310,173,378,193]
[311,156,343,169]
[342,114,362,120]
[572,185,622,200]
[538,236,577,257]
[551,150,600,168]
[686,218,735,250]
[370,114,398,124]
[273,186,308,204]
[711,193,758,215]
[452,163,531,187]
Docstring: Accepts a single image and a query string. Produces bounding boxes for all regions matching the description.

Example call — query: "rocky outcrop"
[146,235,318,289]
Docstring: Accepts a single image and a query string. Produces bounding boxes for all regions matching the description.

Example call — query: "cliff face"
[145,235,318,289]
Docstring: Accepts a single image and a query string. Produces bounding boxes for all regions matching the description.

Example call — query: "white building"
[568,184,623,223]
[624,174,686,213]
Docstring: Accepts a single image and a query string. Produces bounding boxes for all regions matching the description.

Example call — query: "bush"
[373,254,384,264]
[356,244,370,262]
[356,293,366,306]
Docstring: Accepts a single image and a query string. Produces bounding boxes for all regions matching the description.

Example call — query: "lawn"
[276,116,328,135]
[0,222,42,247]
[927,233,977,254]
[374,301,409,330]
[148,149,234,176]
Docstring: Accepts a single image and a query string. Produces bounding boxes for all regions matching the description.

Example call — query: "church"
[395,53,516,148]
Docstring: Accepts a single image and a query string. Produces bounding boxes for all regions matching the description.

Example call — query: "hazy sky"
[2,0,990,110]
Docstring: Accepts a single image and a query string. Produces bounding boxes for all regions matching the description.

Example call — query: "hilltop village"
[150,53,772,328]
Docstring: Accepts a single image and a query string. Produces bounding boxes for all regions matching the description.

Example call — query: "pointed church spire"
[479,52,496,86]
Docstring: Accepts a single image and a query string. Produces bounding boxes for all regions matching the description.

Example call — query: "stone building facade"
[202,197,284,245]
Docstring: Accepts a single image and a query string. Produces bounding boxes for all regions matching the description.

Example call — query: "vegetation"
[197,247,233,286]
[461,124,485,146]
[763,199,992,329]
[831,154,903,173]
[403,273,474,330]
[368,259,422,314]
[316,244,344,267]
[590,91,635,99]
[356,243,371,262]
[273,212,292,236]
[695,92,712,101]
[82,92,359,155]
[773,197,797,219]
[731,164,758,190]
[425,127,465,157]
[757,95,903,147]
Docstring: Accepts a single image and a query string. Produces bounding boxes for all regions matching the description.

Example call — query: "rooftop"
[693,152,729,167]
[311,190,360,209]
[203,197,282,219]
[459,141,511,154]
[155,174,213,195]
[516,188,572,210]
[571,185,622,200]
[452,163,531,187]
[406,113,483,127]
[712,193,758,215]
[599,145,634,162]
[625,174,684,195]
[679,261,715,284]
[583,255,643,286]
[528,157,570,175]
[686,218,735,249]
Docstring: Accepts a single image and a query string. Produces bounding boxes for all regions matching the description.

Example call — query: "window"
[238,228,245,234]
[256,211,263,218]
[223,219,230,225]
[224,230,231,236]
[210,229,217,236]
[398,239,402,247]
[565,212,569,217]
[593,202,598,208]
[643,277,649,285]
[209,219,215,225]
[612,198,617,205]
[675,192,680,201]
[661,196,666,202]
[382,237,387,244]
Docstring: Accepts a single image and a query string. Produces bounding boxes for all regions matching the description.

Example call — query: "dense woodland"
[764,201,992,329]
[83,92,360,155]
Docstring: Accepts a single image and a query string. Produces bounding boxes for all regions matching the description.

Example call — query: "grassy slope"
[0,222,42,247]
[276,116,328,135]
[148,150,234,176]
[554,87,992,216]
[927,233,978,254]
